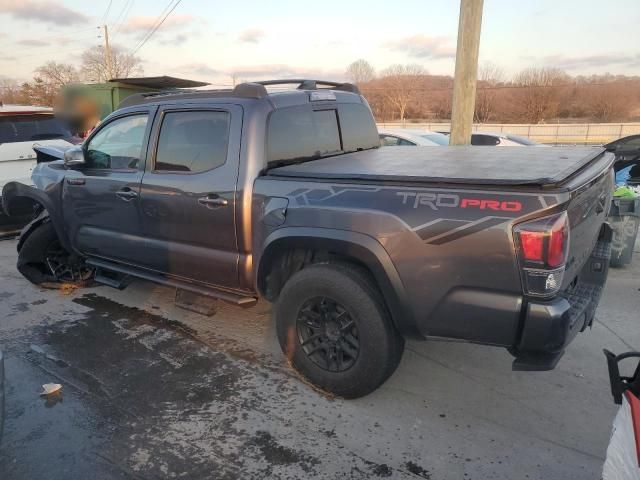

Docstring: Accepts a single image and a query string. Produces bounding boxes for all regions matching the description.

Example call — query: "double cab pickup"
[2,80,614,397]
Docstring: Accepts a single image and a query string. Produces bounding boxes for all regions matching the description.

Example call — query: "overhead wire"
[130,0,183,56]
[113,0,135,37]
[101,0,114,24]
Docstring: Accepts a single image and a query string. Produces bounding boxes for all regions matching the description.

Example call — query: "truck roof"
[117,79,361,109]
[268,146,611,188]
[0,104,53,114]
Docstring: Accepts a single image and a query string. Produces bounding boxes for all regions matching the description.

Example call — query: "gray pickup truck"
[2,80,614,398]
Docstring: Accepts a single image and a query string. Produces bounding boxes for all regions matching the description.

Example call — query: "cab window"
[154,111,230,173]
[85,114,148,170]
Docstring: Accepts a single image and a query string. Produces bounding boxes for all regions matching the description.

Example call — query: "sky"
[0,0,639,85]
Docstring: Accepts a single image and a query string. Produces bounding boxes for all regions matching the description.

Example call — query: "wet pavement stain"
[10,302,29,313]
[405,461,432,478]
[1,291,426,479]
[246,430,319,470]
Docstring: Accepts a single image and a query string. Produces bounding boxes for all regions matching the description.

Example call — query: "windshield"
[0,114,71,143]
[420,134,449,146]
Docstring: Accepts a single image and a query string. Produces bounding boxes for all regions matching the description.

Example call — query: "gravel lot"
[0,237,638,479]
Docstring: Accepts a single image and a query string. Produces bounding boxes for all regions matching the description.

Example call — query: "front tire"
[17,221,93,287]
[275,263,404,398]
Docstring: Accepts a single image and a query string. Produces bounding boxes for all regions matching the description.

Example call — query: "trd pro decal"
[397,192,522,212]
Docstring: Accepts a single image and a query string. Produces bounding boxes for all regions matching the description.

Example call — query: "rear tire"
[17,221,93,287]
[275,263,404,398]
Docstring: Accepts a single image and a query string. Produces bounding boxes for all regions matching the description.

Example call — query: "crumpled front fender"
[2,181,71,252]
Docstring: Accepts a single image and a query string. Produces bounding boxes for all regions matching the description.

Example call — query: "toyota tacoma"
[2,80,614,398]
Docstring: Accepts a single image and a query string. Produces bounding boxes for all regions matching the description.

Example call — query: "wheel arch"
[256,227,418,336]
[2,182,70,252]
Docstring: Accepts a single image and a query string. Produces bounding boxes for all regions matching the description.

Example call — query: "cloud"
[0,0,88,25]
[385,35,456,60]
[238,28,265,44]
[177,62,220,77]
[229,64,344,81]
[16,39,48,47]
[120,14,195,34]
[538,53,640,70]
[159,33,191,46]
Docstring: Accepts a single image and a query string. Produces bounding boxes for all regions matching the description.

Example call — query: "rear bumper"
[426,229,611,371]
[512,231,612,371]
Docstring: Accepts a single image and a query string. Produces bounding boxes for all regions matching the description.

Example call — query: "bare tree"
[474,62,504,123]
[512,67,569,123]
[0,77,26,104]
[19,78,58,106]
[379,64,426,121]
[586,84,631,122]
[35,62,79,88]
[81,46,142,82]
[345,59,376,84]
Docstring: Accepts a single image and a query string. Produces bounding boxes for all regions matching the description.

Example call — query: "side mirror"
[63,145,86,167]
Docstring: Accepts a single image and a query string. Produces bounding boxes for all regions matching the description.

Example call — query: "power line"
[113,0,134,37]
[128,0,175,53]
[101,0,114,24]
[130,0,183,56]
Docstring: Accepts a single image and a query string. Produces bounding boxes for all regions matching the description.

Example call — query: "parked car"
[2,80,615,398]
[379,128,449,146]
[602,350,640,479]
[606,135,640,186]
[0,349,4,441]
[0,105,76,233]
[438,130,544,147]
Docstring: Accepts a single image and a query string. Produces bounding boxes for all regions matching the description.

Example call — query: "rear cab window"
[154,111,230,173]
[267,103,379,165]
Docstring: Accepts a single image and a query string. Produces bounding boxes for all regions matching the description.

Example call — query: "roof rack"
[116,79,360,109]
[255,79,360,94]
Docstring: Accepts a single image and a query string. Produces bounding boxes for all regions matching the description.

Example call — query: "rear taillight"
[514,212,570,297]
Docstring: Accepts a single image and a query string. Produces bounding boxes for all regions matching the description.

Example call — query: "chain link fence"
[376,122,640,145]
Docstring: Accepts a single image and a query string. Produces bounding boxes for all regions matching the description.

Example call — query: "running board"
[87,258,257,307]
[94,267,131,290]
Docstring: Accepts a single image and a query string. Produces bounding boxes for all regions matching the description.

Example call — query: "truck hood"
[32,143,74,163]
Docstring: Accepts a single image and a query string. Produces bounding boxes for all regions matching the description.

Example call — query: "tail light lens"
[514,212,570,297]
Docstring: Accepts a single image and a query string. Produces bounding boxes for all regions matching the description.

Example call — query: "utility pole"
[103,24,113,81]
[449,0,484,145]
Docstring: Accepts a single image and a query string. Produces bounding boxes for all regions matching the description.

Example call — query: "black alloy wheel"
[296,297,359,372]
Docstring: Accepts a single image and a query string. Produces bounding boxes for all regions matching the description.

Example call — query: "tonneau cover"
[269,146,607,187]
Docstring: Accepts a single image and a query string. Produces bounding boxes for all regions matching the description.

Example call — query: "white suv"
[0,105,74,190]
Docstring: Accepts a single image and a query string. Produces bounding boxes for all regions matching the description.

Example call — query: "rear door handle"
[198,195,228,208]
[115,188,138,201]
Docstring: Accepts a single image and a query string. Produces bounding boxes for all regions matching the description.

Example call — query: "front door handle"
[198,195,228,208]
[116,188,138,201]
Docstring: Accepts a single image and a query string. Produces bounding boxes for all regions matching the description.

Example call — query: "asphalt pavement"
[0,237,638,479]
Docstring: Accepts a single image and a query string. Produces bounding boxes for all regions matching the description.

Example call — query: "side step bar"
[87,258,257,307]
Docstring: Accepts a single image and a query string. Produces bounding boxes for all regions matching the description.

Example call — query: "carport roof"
[108,76,209,89]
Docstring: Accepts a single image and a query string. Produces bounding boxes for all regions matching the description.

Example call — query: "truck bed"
[269,146,607,187]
